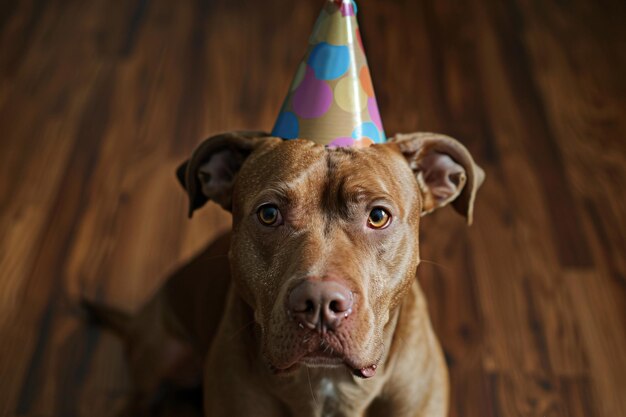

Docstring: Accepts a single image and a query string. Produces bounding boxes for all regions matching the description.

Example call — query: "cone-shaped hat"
[272,0,386,148]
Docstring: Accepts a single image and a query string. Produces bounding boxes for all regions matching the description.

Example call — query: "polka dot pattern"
[367,98,383,131]
[308,42,350,80]
[356,28,363,52]
[354,137,374,148]
[292,67,333,118]
[335,76,367,112]
[352,122,382,143]
[334,0,357,16]
[328,137,355,147]
[328,137,374,148]
[272,0,385,147]
[272,111,299,139]
[359,66,374,97]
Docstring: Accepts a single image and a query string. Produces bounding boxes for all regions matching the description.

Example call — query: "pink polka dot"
[328,137,355,148]
[293,67,333,119]
[333,0,356,16]
[340,3,355,16]
[328,137,374,148]
[368,98,383,131]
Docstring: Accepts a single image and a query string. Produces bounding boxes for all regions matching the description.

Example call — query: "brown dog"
[87,131,483,416]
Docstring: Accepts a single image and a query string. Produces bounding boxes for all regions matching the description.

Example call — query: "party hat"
[272,0,386,148]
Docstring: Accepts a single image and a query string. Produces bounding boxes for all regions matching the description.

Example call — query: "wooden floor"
[1,0,625,416]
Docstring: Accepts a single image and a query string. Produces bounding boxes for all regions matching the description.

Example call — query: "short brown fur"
[87,131,484,416]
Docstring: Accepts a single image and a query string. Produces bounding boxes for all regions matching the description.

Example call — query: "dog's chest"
[311,376,371,417]
[275,369,366,417]
[318,377,340,416]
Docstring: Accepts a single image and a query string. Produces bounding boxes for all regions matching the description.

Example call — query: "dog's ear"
[390,132,485,225]
[177,131,270,217]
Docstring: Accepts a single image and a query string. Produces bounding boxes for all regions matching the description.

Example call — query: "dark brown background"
[1,0,625,416]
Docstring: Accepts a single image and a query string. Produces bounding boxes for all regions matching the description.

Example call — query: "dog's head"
[177,131,484,378]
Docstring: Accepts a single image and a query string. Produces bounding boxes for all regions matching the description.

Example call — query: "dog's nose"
[288,280,354,332]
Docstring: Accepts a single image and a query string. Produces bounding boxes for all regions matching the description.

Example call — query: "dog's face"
[178,131,484,378]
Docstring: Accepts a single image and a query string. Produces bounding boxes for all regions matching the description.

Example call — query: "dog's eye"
[257,204,282,226]
[367,207,391,229]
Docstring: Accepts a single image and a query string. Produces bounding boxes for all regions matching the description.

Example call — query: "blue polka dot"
[352,0,358,15]
[352,122,383,143]
[272,111,299,139]
[307,43,350,80]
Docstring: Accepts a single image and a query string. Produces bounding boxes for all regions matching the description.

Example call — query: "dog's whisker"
[306,366,318,405]
[419,258,451,271]
[228,320,256,341]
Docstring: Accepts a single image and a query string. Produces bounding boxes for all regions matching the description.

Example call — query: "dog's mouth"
[263,310,381,379]
[300,347,344,366]
[268,343,379,379]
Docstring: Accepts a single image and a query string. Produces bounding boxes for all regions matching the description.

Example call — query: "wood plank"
[485,371,567,417]
[482,0,594,268]
[516,0,626,281]
[564,269,626,417]
[472,0,591,377]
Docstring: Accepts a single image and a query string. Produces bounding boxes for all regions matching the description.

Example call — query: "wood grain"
[0,0,624,416]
